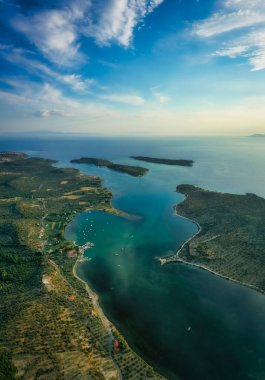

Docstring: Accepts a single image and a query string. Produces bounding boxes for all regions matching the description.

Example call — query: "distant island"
[160,184,265,294]
[249,134,265,138]
[131,156,194,167]
[0,151,28,162]
[0,153,162,379]
[71,157,149,176]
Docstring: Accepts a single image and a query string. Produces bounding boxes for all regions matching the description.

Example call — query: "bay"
[1,135,265,379]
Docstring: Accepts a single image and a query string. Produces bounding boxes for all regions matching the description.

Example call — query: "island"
[71,157,149,177]
[0,152,163,380]
[130,156,194,167]
[249,134,265,138]
[160,184,265,293]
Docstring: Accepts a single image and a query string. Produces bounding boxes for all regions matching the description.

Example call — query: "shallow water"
[2,136,265,379]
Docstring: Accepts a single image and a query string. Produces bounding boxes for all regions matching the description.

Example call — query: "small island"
[131,156,194,167]
[160,184,265,294]
[71,157,149,177]
[249,134,265,138]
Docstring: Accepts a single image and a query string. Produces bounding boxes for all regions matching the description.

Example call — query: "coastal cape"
[161,184,265,294]
[0,153,164,380]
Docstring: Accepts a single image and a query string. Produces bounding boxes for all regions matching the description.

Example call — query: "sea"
[1,135,265,380]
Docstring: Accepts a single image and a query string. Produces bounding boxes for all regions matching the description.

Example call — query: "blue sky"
[1,0,265,135]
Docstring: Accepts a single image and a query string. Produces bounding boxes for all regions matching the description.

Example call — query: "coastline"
[72,260,124,380]
[62,162,165,379]
[72,252,167,380]
[159,207,201,266]
[72,260,122,366]
[72,257,170,380]
[70,214,165,379]
[159,197,265,296]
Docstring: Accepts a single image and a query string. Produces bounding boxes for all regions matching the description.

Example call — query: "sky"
[1,0,265,136]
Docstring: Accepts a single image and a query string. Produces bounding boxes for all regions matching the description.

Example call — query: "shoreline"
[158,207,201,266]
[72,259,123,380]
[72,257,168,380]
[159,201,265,296]
[63,162,164,379]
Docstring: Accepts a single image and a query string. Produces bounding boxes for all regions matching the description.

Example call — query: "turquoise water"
[1,136,265,379]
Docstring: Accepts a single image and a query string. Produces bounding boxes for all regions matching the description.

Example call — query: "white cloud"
[0,46,95,91]
[35,109,73,118]
[215,45,248,58]
[0,90,28,105]
[0,77,134,125]
[0,79,78,118]
[11,0,163,69]
[86,0,164,47]
[193,0,265,71]
[215,29,265,71]
[150,86,170,104]
[59,74,95,91]
[194,9,265,38]
[12,2,90,65]
[99,92,145,105]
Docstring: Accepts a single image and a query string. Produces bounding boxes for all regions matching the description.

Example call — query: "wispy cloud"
[0,77,138,123]
[34,109,73,118]
[12,2,90,65]
[99,92,145,105]
[150,86,170,104]
[86,0,164,47]
[10,0,163,69]
[194,4,265,38]
[0,45,95,91]
[193,0,265,71]
[0,79,78,117]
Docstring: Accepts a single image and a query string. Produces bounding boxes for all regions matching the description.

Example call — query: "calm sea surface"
[1,136,265,379]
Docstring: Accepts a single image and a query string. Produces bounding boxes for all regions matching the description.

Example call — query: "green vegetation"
[130,156,194,167]
[71,157,149,176]
[0,154,163,379]
[0,349,17,380]
[164,184,265,293]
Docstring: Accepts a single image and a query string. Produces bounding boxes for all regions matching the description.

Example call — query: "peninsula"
[71,157,149,176]
[161,184,265,294]
[0,152,163,379]
[0,151,28,162]
[131,156,194,167]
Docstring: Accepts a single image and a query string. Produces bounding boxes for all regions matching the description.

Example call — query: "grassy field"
[0,154,164,380]
[164,184,265,294]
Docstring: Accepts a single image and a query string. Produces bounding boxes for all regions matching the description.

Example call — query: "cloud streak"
[99,92,145,105]
[12,2,90,65]
[0,79,78,118]
[0,46,95,92]
[193,0,265,71]
[86,0,164,47]
[10,0,164,68]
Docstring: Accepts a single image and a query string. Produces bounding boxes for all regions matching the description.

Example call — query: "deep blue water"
[1,136,265,380]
